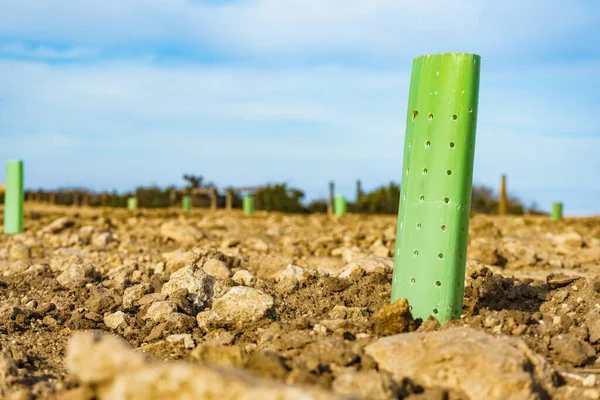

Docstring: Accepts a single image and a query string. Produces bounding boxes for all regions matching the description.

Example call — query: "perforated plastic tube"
[551,202,563,221]
[334,195,346,217]
[182,196,191,213]
[243,195,254,215]
[4,160,24,234]
[391,53,481,322]
[127,197,138,210]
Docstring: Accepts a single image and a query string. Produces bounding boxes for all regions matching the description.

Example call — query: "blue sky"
[0,0,599,215]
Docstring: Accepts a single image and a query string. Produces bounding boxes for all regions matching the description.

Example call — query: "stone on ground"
[365,327,557,400]
[66,331,341,400]
[197,286,275,330]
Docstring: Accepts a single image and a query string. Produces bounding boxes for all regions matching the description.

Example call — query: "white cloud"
[0,43,95,59]
[0,0,595,58]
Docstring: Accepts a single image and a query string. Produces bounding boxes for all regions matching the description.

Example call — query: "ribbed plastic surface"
[551,202,563,221]
[182,196,192,213]
[127,197,138,210]
[391,53,481,322]
[334,195,346,217]
[4,160,24,234]
[243,196,254,215]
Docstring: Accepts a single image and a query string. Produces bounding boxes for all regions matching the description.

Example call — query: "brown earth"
[0,205,599,399]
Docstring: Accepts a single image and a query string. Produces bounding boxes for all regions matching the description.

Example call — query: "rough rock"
[370,298,416,336]
[42,217,75,234]
[586,309,600,344]
[197,287,275,330]
[553,232,584,248]
[550,335,596,367]
[166,334,195,349]
[338,256,393,278]
[232,270,257,286]
[92,232,114,247]
[104,311,129,330]
[9,244,31,260]
[547,273,581,290]
[276,264,311,285]
[56,263,97,289]
[85,286,122,314]
[203,259,232,279]
[161,250,200,272]
[122,283,152,308]
[144,301,178,322]
[365,327,557,400]
[161,263,216,309]
[66,332,340,399]
[499,240,537,268]
[160,221,204,244]
[332,370,399,400]
[0,352,18,380]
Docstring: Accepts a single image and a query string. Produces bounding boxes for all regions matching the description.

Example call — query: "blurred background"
[0,0,598,216]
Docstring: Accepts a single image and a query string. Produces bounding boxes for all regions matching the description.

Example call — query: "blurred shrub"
[307,199,328,213]
[254,184,307,213]
[471,184,542,215]
[135,186,174,208]
[351,182,400,214]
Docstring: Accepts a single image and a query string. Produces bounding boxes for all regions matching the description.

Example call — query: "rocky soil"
[0,205,599,399]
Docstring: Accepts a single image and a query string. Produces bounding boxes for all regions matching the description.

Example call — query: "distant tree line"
[20,173,543,215]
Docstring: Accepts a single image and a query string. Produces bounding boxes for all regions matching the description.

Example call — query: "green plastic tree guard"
[243,196,254,215]
[334,195,346,217]
[182,195,192,213]
[127,197,138,210]
[4,160,24,234]
[391,53,481,322]
[551,202,563,221]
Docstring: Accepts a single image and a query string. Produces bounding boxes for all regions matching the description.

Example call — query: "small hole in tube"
[436,281,441,287]
[438,253,444,259]
[444,197,449,204]
[414,250,419,256]
[426,141,431,148]
[449,142,455,148]
[410,277,416,283]
[420,195,425,201]
[441,225,446,231]
[447,170,452,176]
[412,111,418,120]
[428,113,434,120]
[433,308,439,315]
[451,114,458,120]
[423,168,428,174]
[417,223,422,229]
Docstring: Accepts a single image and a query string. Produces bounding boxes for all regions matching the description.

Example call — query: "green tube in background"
[334,195,346,217]
[551,202,563,221]
[391,53,481,322]
[243,196,254,215]
[4,160,25,234]
[182,195,192,213]
[127,197,138,210]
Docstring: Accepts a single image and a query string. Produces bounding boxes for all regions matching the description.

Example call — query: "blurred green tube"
[127,197,138,210]
[243,196,254,215]
[391,53,481,322]
[551,202,563,221]
[4,160,24,234]
[182,195,191,213]
[334,195,346,217]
